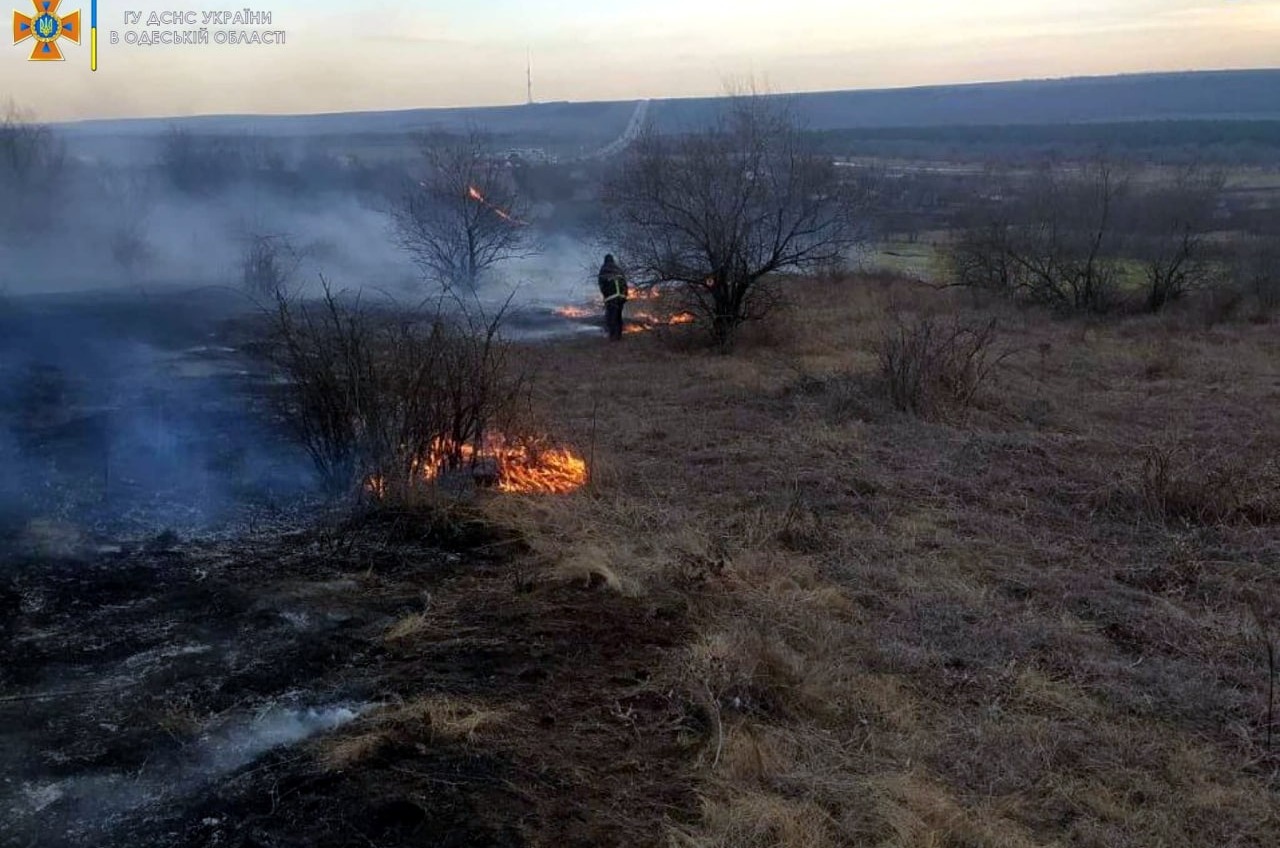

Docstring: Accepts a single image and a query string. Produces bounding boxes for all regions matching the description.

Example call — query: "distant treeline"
[810,121,1280,164]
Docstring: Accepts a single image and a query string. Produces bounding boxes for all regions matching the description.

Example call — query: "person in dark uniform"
[597,254,629,341]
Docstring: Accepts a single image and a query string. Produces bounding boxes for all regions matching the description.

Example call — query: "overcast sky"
[3,0,1279,121]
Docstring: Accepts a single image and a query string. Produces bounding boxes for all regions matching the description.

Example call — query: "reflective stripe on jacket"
[603,277,627,301]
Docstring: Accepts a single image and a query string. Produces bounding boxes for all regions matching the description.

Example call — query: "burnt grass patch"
[1,512,698,848]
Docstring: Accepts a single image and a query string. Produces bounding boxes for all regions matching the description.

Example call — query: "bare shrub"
[945,220,1026,300]
[242,233,301,297]
[949,162,1227,316]
[98,170,154,274]
[1234,237,1280,317]
[877,315,1005,418]
[264,283,530,497]
[1130,445,1279,526]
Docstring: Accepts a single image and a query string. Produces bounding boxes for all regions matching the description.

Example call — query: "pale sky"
[3,0,1279,121]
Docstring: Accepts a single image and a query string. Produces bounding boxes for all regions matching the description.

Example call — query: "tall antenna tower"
[526,47,533,105]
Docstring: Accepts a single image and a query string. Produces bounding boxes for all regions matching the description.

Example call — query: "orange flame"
[553,285,697,333]
[629,287,662,303]
[466,185,524,225]
[629,307,698,332]
[367,434,587,497]
[488,443,588,494]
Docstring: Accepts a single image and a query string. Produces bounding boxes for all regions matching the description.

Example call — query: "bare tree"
[1134,165,1224,313]
[946,218,1025,300]
[946,159,1132,313]
[1233,235,1280,316]
[1010,158,1131,313]
[944,169,1025,299]
[392,130,534,291]
[603,95,869,349]
[0,104,50,173]
[949,159,1228,315]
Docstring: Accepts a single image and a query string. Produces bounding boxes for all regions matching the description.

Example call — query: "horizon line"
[52,65,1280,128]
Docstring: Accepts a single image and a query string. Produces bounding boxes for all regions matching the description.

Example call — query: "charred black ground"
[0,291,691,848]
[2,510,695,847]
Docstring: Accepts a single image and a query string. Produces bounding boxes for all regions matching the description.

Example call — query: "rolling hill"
[58,69,1280,142]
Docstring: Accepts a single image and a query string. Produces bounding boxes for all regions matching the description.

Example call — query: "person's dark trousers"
[605,299,625,340]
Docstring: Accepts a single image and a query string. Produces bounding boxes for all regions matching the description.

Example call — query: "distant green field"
[866,241,943,280]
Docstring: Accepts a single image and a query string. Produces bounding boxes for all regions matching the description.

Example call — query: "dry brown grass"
[471,274,1280,845]
[1125,443,1280,526]
[383,611,432,643]
[320,695,506,772]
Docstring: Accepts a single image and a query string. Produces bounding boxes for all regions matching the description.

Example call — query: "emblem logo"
[13,0,81,61]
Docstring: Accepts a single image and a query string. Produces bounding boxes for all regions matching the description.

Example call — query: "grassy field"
[867,241,945,281]
[323,276,1279,846]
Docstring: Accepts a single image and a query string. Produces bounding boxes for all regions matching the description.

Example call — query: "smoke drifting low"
[3,120,604,299]
[0,119,607,533]
[0,147,419,296]
[0,296,317,535]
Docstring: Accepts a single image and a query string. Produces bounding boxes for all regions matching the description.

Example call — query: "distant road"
[586,100,650,160]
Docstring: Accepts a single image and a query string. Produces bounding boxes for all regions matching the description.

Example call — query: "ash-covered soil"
[1,513,694,848]
[0,288,315,539]
[1,520,399,845]
[1,291,694,847]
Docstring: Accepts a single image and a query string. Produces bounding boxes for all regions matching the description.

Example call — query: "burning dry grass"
[485,274,1280,846]
[366,434,588,498]
[554,285,699,336]
[264,284,590,501]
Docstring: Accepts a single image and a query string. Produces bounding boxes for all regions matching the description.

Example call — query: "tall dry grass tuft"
[1125,444,1280,527]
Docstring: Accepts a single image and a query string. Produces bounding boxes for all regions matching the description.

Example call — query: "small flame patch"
[366,434,587,497]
